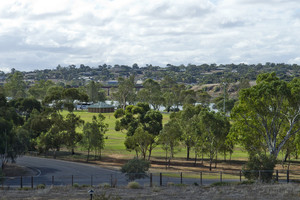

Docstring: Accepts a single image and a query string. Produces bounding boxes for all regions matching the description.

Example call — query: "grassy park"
[51,110,297,175]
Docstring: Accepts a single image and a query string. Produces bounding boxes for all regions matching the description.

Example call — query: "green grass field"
[60,110,249,161]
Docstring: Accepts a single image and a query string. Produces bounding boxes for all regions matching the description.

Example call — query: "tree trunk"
[87,148,90,162]
[187,146,190,160]
[194,151,197,166]
[71,148,75,155]
[165,150,168,170]
[215,150,218,168]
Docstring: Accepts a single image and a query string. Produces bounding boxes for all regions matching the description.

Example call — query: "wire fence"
[1,170,298,189]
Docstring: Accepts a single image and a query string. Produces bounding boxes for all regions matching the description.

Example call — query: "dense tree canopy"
[231,73,300,158]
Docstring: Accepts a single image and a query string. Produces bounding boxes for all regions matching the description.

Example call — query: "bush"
[121,158,150,181]
[242,154,276,183]
[36,183,46,189]
[128,181,141,189]
[73,183,79,188]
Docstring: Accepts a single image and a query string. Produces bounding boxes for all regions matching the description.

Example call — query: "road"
[3,156,232,187]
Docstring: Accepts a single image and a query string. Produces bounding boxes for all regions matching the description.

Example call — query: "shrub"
[121,158,150,181]
[36,183,46,189]
[128,181,141,189]
[73,183,80,188]
[242,154,276,183]
[100,183,111,188]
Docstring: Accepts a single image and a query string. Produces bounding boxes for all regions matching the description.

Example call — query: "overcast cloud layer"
[0,0,300,72]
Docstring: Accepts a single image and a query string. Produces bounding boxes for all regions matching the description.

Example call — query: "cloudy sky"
[0,0,300,72]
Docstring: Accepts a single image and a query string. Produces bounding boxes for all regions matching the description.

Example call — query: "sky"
[0,0,300,72]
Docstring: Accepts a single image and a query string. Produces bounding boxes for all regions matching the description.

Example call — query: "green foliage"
[81,114,108,161]
[231,73,300,158]
[127,181,141,189]
[121,158,150,181]
[115,103,162,159]
[112,75,136,110]
[4,71,27,99]
[242,154,276,183]
[85,80,106,102]
[36,183,46,189]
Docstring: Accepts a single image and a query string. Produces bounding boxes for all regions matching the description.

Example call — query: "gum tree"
[231,73,300,158]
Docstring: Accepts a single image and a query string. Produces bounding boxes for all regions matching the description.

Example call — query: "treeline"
[1,62,299,86]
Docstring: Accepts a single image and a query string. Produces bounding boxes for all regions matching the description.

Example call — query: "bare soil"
[1,183,300,200]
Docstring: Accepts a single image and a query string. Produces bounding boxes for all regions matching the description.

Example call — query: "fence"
[1,170,299,189]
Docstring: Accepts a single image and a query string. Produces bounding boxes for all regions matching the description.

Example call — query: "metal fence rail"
[1,170,298,189]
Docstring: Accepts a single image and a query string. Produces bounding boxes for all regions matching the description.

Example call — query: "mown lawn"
[60,110,249,161]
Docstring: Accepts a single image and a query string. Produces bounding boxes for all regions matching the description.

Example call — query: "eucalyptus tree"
[4,71,27,99]
[81,114,108,161]
[231,73,300,159]
[112,75,136,110]
[199,110,230,170]
[85,80,106,103]
[137,79,164,110]
[114,103,162,160]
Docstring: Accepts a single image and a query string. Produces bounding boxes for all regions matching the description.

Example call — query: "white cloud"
[0,0,300,71]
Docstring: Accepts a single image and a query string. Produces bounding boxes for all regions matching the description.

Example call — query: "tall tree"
[231,73,300,158]
[81,114,108,161]
[112,76,136,110]
[63,113,84,154]
[115,103,162,160]
[137,79,164,110]
[199,110,230,170]
[4,71,27,99]
[85,81,106,103]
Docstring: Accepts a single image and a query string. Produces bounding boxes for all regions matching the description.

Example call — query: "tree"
[36,112,64,158]
[85,81,106,103]
[159,119,182,168]
[231,73,300,159]
[199,110,230,170]
[81,114,108,161]
[121,158,150,181]
[112,76,136,110]
[137,79,164,110]
[172,104,203,160]
[28,80,54,100]
[4,71,27,99]
[63,113,84,154]
[115,103,162,160]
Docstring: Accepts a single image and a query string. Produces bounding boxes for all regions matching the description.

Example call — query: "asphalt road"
[3,156,232,187]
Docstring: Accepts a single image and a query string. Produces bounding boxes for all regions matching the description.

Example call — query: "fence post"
[91,175,93,187]
[287,170,289,183]
[258,170,261,182]
[20,176,23,188]
[180,172,183,184]
[71,175,73,186]
[31,176,33,189]
[220,172,222,183]
[52,176,54,185]
[150,173,153,187]
[276,170,278,182]
[110,174,113,187]
[200,172,202,185]
[240,170,242,182]
[160,173,162,186]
